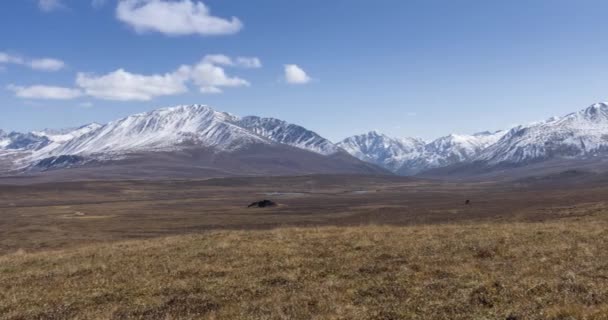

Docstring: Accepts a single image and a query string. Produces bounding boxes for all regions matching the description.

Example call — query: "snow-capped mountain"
[38,105,344,160]
[0,130,7,148]
[0,132,49,151]
[478,102,608,165]
[0,124,106,172]
[237,116,340,155]
[337,131,425,171]
[1,104,379,176]
[32,123,102,143]
[6,101,608,179]
[419,130,506,168]
[0,124,102,154]
[42,105,265,158]
[339,130,506,174]
[341,102,608,176]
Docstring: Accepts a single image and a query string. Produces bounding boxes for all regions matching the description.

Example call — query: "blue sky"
[2,0,608,141]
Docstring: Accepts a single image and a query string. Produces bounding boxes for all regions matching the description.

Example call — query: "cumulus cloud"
[8,54,252,101]
[7,84,82,100]
[116,0,242,36]
[284,64,311,84]
[0,52,65,72]
[74,56,251,100]
[29,58,66,72]
[0,52,24,65]
[236,57,262,69]
[187,61,250,94]
[202,54,262,68]
[76,69,189,101]
[202,54,234,66]
[38,0,64,12]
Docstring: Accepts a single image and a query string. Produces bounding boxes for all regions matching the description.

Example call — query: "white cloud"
[116,0,242,36]
[29,58,66,71]
[79,102,94,108]
[236,57,262,69]
[9,54,252,101]
[202,54,234,66]
[188,61,250,94]
[0,52,65,72]
[38,0,64,12]
[76,69,189,101]
[7,84,82,100]
[0,52,24,64]
[284,64,311,84]
[202,54,262,68]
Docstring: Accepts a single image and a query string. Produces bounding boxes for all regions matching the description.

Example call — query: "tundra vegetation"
[1,176,607,319]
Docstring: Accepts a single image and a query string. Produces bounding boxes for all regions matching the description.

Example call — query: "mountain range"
[339,102,608,178]
[0,105,385,179]
[3,102,608,180]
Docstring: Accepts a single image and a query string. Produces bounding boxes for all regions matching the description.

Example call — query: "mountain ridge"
[0,104,388,178]
[4,102,608,179]
[340,102,608,176]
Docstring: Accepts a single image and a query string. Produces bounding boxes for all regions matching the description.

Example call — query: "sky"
[2,0,608,142]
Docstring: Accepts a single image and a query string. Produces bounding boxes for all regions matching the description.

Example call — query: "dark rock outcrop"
[247,200,277,208]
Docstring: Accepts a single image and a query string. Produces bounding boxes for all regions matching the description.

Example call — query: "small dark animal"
[247,200,277,208]
[465,200,471,205]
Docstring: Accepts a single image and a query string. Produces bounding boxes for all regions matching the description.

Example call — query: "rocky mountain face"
[0,104,387,178]
[338,130,506,175]
[5,102,608,179]
[237,116,340,155]
[478,103,608,165]
[337,131,425,172]
[340,102,608,176]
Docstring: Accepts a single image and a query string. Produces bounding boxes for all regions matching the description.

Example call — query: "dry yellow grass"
[2,217,608,320]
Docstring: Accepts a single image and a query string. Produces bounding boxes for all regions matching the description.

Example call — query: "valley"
[2,174,608,319]
[1,174,607,255]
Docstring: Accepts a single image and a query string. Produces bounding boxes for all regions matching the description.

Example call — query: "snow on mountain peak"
[340,129,507,174]
[0,104,345,168]
[478,102,608,165]
[337,131,425,171]
[6,101,608,176]
[237,116,340,155]
[43,104,265,157]
[32,123,103,143]
[577,102,608,121]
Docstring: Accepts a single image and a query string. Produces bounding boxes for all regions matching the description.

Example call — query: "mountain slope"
[20,144,389,181]
[339,130,506,175]
[410,131,507,171]
[0,104,388,179]
[9,102,608,180]
[41,105,264,158]
[337,131,425,171]
[31,123,103,143]
[339,102,608,177]
[419,102,608,178]
[478,103,608,165]
[40,105,347,160]
[237,116,340,155]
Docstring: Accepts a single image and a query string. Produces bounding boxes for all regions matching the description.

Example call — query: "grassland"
[1,175,606,255]
[2,217,608,319]
[2,175,608,319]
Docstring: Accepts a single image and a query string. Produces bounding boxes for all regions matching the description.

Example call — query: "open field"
[2,174,608,255]
[2,218,608,319]
[2,174,608,319]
